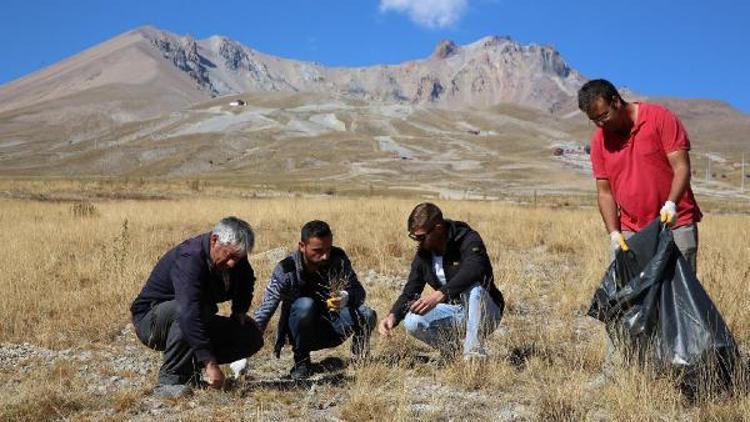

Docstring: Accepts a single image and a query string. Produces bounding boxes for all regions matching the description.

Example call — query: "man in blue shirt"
[130,216,263,397]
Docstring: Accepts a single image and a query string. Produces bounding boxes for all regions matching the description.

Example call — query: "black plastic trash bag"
[588,219,738,394]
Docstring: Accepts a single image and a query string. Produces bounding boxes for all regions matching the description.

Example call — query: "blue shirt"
[130,233,255,363]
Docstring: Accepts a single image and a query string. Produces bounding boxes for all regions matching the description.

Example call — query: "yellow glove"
[326,290,349,311]
[660,201,677,225]
[610,230,629,253]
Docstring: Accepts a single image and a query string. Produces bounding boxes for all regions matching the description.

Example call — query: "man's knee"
[139,300,181,351]
[238,322,265,356]
[403,313,426,335]
[242,335,264,358]
[467,282,486,300]
[290,297,317,326]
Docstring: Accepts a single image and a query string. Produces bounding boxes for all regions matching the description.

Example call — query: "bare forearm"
[666,150,691,204]
[597,191,620,233]
[668,162,690,204]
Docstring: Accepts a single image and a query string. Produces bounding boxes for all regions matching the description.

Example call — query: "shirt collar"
[201,233,216,272]
[629,102,647,135]
[292,249,306,276]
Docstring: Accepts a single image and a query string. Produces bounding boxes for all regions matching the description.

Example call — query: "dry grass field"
[1,185,749,421]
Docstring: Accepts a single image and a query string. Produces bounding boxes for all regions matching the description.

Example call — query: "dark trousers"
[288,297,376,362]
[133,300,264,385]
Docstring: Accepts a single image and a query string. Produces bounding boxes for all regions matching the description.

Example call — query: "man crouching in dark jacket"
[250,220,376,380]
[378,203,504,360]
[130,217,263,398]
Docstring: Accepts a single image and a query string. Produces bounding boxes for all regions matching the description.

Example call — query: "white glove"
[229,358,247,379]
[338,290,349,308]
[610,230,628,253]
[660,201,677,225]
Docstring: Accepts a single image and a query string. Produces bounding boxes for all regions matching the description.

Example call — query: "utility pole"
[705,153,710,183]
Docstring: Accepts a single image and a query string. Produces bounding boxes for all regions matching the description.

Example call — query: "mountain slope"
[0,28,210,118]
[0,26,747,197]
[0,27,586,116]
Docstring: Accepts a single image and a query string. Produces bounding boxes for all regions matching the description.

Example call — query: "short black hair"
[577,79,622,113]
[301,220,332,242]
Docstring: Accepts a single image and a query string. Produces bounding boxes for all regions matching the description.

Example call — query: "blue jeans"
[402,283,503,357]
[288,297,376,361]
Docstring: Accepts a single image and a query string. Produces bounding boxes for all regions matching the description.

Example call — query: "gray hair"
[212,216,254,255]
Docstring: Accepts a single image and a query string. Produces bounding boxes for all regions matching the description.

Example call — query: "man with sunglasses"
[578,79,702,270]
[378,203,504,360]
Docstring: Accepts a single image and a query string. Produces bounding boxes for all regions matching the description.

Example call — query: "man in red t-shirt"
[578,79,701,270]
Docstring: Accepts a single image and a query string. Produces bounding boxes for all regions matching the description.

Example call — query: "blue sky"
[2,0,748,112]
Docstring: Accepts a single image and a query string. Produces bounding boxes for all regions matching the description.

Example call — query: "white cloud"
[379,0,468,29]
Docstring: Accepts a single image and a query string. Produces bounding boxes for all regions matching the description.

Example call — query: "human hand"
[326,290,349,311]
[609,230,628,253]
[205,361,225,389]
[660,201,676,225]
[409,290,446,315]
[378,313,397,336]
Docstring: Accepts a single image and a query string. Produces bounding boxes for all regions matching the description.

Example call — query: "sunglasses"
[408,223,438,242]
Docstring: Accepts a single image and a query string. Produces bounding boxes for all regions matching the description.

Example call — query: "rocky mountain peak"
[141,29,216,94]
[432,39,459,59]
[475,35,514,48]
[0,26,590,116]
[526,44,572,78]
[214,37,251,70]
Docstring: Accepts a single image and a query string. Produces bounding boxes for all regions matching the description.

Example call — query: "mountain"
[0,26,747,197]
[0,90,598,196]
[0,26,586,116]
[0,28,208,118]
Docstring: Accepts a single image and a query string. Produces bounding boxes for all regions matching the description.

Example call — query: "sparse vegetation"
[70,201,98,218]
[1,181,748,420]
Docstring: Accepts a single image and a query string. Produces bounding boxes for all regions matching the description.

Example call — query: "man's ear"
[298,240,305,252]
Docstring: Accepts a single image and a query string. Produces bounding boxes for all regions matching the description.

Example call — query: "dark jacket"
[130,233,255,363]
[389,219,504,323]
[254,247,366,357]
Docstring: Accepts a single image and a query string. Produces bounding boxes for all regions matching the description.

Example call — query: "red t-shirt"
[590,102,702,232]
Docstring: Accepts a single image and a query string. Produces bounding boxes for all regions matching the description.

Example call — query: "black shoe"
[153,383,192,398]
[318,356,346,372]
[290,359,312,380]
[290,352,312,380]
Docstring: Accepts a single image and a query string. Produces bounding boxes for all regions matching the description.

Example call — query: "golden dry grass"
[0,188,749,420]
